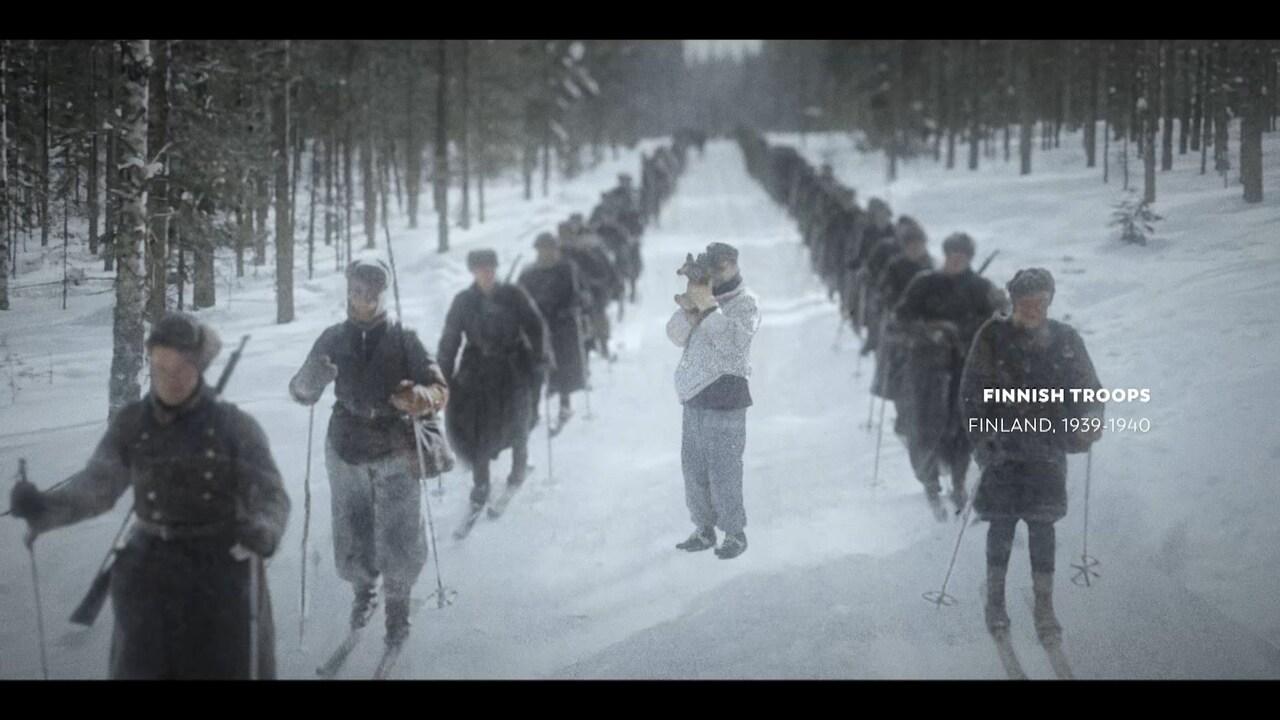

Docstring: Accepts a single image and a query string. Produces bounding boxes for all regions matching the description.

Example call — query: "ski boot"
[675,526,717,552]
[924,485,949,522]
[984,565,1011,633]
[350,584,379,630]
[1032,572,1063,645]
[715,531,748,560]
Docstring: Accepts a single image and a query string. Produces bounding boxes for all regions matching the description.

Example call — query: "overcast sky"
[684,40,763,62]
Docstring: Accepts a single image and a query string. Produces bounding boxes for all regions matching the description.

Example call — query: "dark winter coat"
[960,316,1104,523]
[519,259,589,395]
[852,224,897,272]
[871,254,934,401]
[895,268,1004,353]
[438,283,549,466]
[290,317,451,472]
[887,268,1001,459]
[31,385,290,679]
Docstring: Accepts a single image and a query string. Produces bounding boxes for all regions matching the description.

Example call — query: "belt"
[135,518,235,542]
[335,402,405,422]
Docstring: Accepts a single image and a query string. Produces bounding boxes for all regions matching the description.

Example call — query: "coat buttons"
[206,449,216,458]
[146,491,157,501]
[204,471,214,480]
[206,428,215,437]
[151,511,163,521]
[140,432,150,440]
[202,492,213,501]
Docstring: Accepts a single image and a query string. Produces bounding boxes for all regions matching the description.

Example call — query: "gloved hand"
[686,281,716,312]
[9,479,45,521]
[317,356,339,385]
[390,380,438,416]
[674,292,697,312]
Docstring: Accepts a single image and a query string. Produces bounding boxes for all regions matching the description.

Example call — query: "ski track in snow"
[3,134,1280,679]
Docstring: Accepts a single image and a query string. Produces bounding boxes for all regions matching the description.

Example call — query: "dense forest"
[0,40,1275,416]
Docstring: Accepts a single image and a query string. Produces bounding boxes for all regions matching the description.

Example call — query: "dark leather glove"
[235,522,277,559]
[9,479,46,521]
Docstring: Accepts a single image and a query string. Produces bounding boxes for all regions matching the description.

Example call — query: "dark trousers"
[471,435,529,505]
[986,518,1056,574]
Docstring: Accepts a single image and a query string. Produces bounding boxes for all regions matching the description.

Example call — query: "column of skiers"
[4,138,697,679]
[736,128,1107,650]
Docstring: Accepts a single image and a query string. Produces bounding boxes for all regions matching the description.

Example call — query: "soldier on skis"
[668,243,761,560]
[289,259,452,651]
[518,232,590,433]
[960,268,1104,643]
[893,232,1005,514]
[9,313,290,679]
[439,249,551,525]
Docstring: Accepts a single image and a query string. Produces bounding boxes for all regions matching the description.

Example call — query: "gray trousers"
[325,439,428,599]
[681,405,748,535]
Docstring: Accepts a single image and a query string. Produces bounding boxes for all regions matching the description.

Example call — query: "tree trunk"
[435,40,449,253]
[1161,41,1174,171]
[235,200,247,278]
[103,44,118,272]
[361,55,377,249]
[325,127,335,248]
[968,41,981,171]
[192,210,215,309]
[1179,45,1191,155]
[459,40,471,230]
[274,40,294,323]
[0,40,8,310]
[476,49,486,225]
[1214,43,1231,183]
[1201,43,1214,175]
[109,40,150,419]
[1085,40,1099,168]
[1019,42,1033,176]
[1143,41,1158,204]
[1240,42,1264,204]
[307,138,318,279]
[1191,45,1204,153]
[39,44,50,248]
[254,174,268,266]
[87,42,100,256]
[405,44,420,230]
[146,39,170,325]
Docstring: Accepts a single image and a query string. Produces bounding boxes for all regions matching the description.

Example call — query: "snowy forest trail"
[3,136,1280,679]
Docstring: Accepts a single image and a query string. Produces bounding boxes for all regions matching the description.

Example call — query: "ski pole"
[1071,448,1101,587]
[413,419,455,609]
[16,460,49,680]
[299,404,314,645]
[248,553,260,680]
[870,399,888,488]
[923,475,983,609]
[545,391,555,483]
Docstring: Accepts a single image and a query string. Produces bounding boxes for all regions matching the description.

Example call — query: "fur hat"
[896,216,928,246]
[942,232,976,257]
[534,232,558,250]
[705,242,739,266]
[345,259,390,292]
[1007,267,1056,301]
[467,249,499,270]
[146,313,222,372]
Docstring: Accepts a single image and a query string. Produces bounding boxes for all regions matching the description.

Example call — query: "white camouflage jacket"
[666,281,761,404]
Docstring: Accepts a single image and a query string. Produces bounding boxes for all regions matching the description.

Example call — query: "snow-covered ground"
[2,129,1279,679]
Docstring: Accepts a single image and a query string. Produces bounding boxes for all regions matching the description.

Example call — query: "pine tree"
[108,39,150,419]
